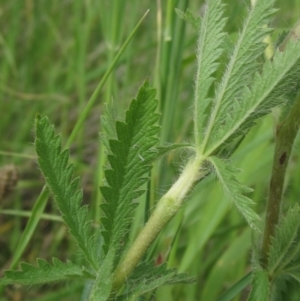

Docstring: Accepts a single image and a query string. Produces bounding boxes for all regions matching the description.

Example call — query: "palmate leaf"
[204,39,300,156]
[199,0,276,153]
[0,258,93,286]
[268,205,300,275]
[35,116,98,270]
[119,262,194,300]
[207,156,260,230]
[100,81,160,261]
[194,0,227,146]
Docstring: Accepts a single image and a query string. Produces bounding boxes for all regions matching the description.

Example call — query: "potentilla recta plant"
[2,0,300,300]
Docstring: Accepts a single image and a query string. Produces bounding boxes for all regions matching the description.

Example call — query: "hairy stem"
[261,93,300,267]
[261,19,300,268]
[110,155,205,294]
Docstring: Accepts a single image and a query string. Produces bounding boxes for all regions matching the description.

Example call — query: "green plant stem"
[261,19,300,268]
[111,155,204,294]
[261,92,300,267]
[10,187,49,268]
[0,209,62,222]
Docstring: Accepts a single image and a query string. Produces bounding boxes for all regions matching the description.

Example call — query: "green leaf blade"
[208,156,260,230]
[35,116,98,270]
[89,249,115,301]
[206,39,300,156]
[268,205,300,275]
[194,0,227,146]
[100,81,160,261]
[200,0,276,154]
[0,258,92,286]
[247,269,270,301]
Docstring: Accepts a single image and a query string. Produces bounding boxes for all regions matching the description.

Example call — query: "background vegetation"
[1,0,300,300]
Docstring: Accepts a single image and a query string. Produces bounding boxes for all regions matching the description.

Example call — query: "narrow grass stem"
[66,9,149,147]
[111,155,205,294]
[93,0,125,230]
[10,187,49,269]
[0,209,63,222]
[0,150,36,159]
[261,93,300,267]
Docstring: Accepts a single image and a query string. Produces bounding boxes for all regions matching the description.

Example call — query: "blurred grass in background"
[0,0,300,300]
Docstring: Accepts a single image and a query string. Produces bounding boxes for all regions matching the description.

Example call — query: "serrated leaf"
[247,269,270,301]
[121,262,194,299]
[100,102,117,150]
[35,116,98,270]
[0,258,92,286]
[271,276,300,301]
[100,81,160,262]
[205,39,300,156]
[174,8,201,30]
[198,0,276,154]
[207,156,260,230]
[268,205,300,275]
[89,249,115,301]
[194,0,227,146]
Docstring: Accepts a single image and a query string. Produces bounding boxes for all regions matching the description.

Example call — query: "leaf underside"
[207,39,300,156]
[194,0,227,146]
[197,0,276,154]
[35,116,98,270]
[193,0,300,235]
[208,156,260,230]
[100,81,160,263]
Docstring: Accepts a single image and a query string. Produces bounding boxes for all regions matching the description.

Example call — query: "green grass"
[1,0,300,300]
